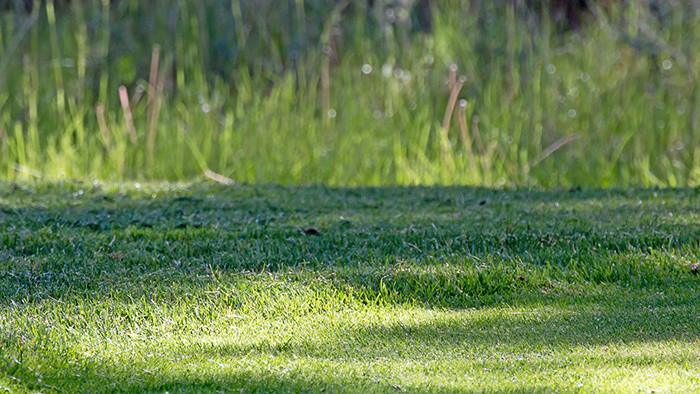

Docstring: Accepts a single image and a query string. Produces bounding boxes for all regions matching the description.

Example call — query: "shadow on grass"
[0,184,699,310]
[1,183,698,228]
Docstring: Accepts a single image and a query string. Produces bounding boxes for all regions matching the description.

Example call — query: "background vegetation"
[0,0,698,187]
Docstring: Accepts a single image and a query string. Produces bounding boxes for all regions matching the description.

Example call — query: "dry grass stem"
[12,163,43,179]
[118,86,138,145]
[448,64,457,90]
[147,44,161,108]
[529,134,581,171]
[204,169,235,185]
[457,99,477,168]
[95,104,112,149]
[440,75,466,162]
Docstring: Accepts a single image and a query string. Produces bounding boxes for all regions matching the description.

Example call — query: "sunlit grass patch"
[2,286,699,392]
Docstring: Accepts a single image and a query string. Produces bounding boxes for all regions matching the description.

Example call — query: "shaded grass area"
[0,182,699,392]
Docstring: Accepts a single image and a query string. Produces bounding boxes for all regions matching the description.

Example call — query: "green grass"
[0,1,699,186]
[0,181,699,392]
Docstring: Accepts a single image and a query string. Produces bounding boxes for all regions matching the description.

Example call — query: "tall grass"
[0,0,698,187]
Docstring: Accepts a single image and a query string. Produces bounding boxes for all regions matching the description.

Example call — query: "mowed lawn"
[0,182,698,392]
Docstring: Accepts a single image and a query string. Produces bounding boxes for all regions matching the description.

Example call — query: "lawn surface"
[0,182,699,392]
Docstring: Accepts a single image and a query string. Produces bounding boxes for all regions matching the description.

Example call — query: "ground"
[0,182,698,392]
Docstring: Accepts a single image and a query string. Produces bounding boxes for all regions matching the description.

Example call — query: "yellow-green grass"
[0,181,698,392]
[1,1,699,187]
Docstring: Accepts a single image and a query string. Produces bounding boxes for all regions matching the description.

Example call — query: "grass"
[0,181,699,392]
[0,1,699,186]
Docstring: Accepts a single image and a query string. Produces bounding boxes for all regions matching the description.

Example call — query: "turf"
[0,181,699,392]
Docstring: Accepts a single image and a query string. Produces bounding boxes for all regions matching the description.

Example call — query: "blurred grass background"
[0,0,698,187]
